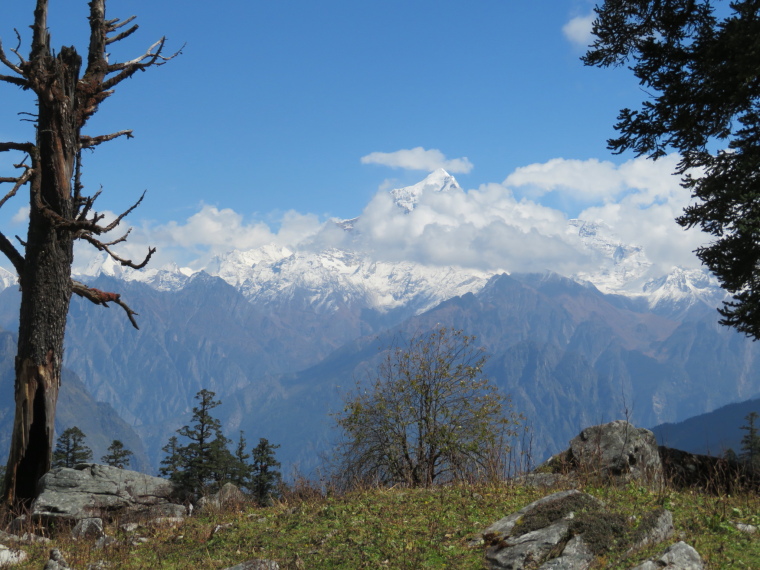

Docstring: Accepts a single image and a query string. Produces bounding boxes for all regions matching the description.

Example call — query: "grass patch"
[2,481,759,569]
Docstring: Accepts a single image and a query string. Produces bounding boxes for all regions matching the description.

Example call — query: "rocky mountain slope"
[0,170,745,474]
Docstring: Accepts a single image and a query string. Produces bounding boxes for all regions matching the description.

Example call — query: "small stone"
[43,549,71,570]
[733,522,757,534]
[119,522,140,533]
[0,544,27,565]
[71,517,105,540]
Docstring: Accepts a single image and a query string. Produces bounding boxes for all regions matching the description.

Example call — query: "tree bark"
[4,38,80,502]
[0,0,174,504]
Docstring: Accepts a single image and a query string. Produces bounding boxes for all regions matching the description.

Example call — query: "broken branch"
[80,129,133,149]
[0,40,25,77]
[0,142,35,154]
[106,23,138,45]
[0,166,33,209]
[71,279,140,329]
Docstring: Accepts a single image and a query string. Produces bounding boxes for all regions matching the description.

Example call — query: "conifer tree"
[159,436,183,480]
[101,440,133,469]
[250,438,281,505]
[160,390,237,495]
[584,0,760,337]
[229,431,253,490]
[52,427,92,469]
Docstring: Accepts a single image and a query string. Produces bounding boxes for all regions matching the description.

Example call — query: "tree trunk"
[3,46,80,503]
[0,0,173,504]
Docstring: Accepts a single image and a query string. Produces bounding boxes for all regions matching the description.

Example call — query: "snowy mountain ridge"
[0,170,727,318]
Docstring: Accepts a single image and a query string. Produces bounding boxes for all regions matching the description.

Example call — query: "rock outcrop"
[539,420,663,485]
[197,483,246,511]
[32,464,183,522]
[483,490,676,570]
[630,541,704,570]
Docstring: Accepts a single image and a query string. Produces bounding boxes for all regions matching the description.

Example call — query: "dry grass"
[1,478,758,569]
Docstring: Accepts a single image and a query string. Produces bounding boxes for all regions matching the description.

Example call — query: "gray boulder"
[197,483,246,511]
[32,464,181,522]
[484,490,602,570]
[539,421,663,486]
[629,541,703,570]
[70,518,104,540]
[484,489,680,569]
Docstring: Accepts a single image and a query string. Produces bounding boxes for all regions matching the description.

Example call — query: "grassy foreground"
[5,480,760,569]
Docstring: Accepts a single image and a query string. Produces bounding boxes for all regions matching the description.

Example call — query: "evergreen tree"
[228,431,253,490]
[740,412,760,469]
[159,436,184,480]
[584,1,760,338]
[160,390,237,495]
[250,438,281,505]
[101,440,133,469]
[52,427,93,468]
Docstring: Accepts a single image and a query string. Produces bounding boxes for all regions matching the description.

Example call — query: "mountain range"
[0,169,754,475]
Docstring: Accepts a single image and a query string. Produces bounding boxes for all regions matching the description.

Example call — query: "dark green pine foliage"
[740,411,760,469]
[584,0,760,338]
[228,431,253,490]
[52,427,93,468]
[100,439,134,469]
[159,389,238,495]
[250,438,281,505]
[159,436,183,480]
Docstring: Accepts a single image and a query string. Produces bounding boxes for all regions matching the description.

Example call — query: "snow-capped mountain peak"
[390,168,461,212]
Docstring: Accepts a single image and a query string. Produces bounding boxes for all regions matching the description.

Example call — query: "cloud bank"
[71,154,705,284]
[360,147,474,174]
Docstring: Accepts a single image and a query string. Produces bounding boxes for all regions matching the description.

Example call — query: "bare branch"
[0,39,25,77]
[0,142,34,154]
[80,129,133,149]
[107,15,137,32]
[0,231,24,275]
[71,279,140,329]
[79,233,155,270]
[0,75,27,87]
[0,165,33,209]
[106,24,138,45]
[9,29,27,66]
[97,190,145,233]
[102,38,183,92]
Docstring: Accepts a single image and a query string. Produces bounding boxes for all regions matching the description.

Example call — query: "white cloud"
[360,147,474,174]
[69,154,706,284]
[563,13,595,47]
[11,206,29,225]
[505,157,626,200]
[72,205,323,272]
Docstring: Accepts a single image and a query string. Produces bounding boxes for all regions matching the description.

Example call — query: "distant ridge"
[651,397,760,456]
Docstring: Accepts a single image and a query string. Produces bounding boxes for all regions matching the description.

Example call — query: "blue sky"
[0,1,706,275]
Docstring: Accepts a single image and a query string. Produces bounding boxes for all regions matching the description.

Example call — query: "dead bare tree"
[0,0,179,504]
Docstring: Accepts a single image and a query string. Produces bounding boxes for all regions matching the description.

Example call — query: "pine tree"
[228,431,253,490]
[584,1,760,338]
[250,438,281,505]
[159,390,237,495]
[740,412,760,470]
[101,440,133,469]
[159,436,184,480]
[52,427,93,469]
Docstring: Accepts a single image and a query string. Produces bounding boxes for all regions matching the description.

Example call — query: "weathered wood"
[0,0,176,504]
